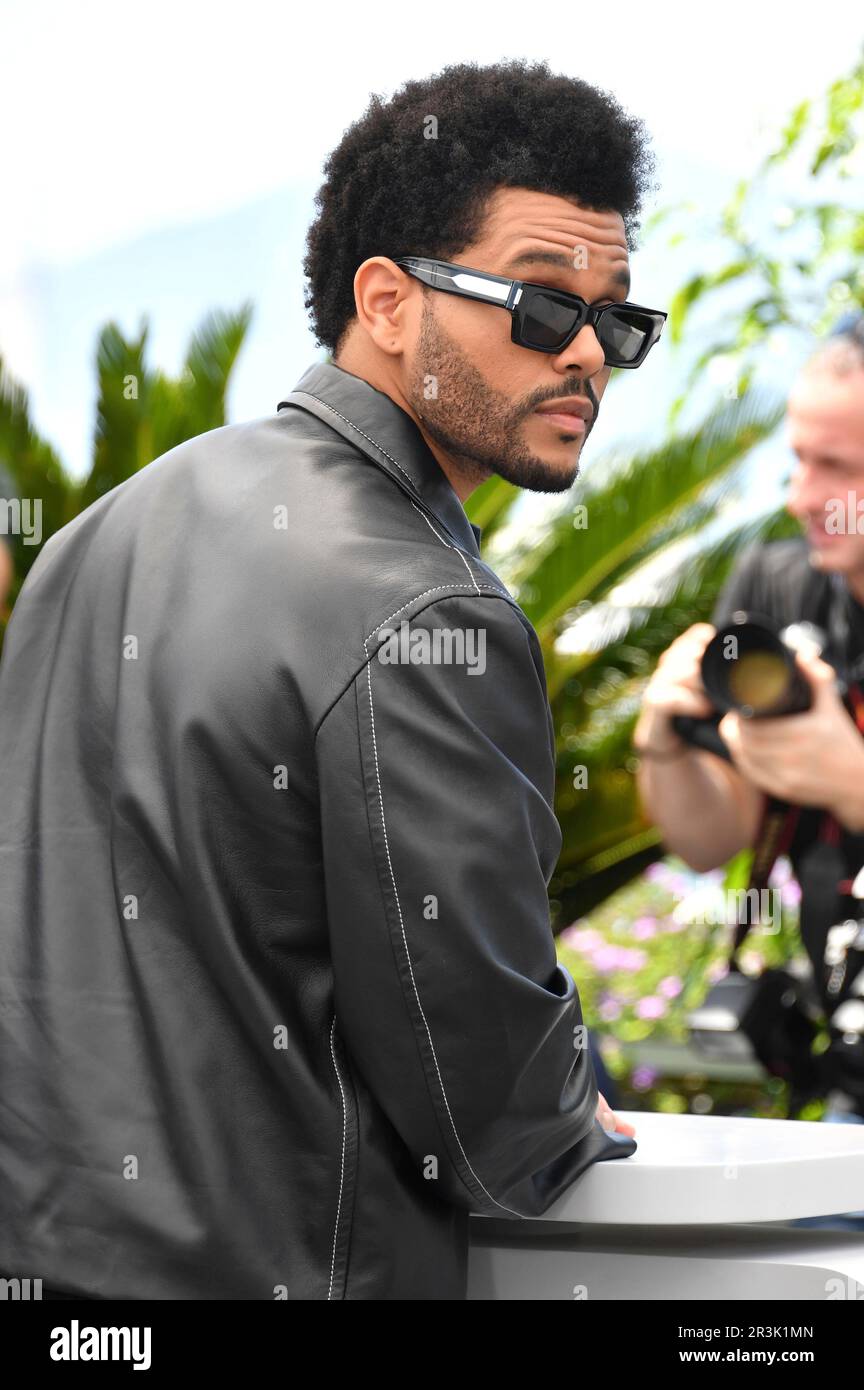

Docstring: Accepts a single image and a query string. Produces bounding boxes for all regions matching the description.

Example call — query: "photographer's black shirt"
[711,536,864,976]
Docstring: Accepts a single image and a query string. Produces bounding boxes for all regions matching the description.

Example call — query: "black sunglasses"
[393,256,666,369]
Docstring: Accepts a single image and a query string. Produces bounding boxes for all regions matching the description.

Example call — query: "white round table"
[468,1112,864,1300]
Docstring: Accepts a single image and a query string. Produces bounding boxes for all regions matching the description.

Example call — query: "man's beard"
[405,299,594,493]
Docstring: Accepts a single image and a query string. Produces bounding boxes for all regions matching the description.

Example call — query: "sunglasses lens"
[598,307,657,365]
[520,292,582,350]
[519,292,661,365]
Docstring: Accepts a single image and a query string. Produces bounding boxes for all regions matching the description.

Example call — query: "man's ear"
[351,257,415,357]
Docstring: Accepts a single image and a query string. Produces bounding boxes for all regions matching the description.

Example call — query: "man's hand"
[633,622,717,753]
[597,1093,636,1137]
[718,644,864,830]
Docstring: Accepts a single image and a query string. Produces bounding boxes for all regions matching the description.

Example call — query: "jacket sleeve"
[315,590,636,1219]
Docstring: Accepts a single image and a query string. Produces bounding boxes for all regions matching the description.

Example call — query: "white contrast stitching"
[291,390,486,589]
[361,635,523,1218]
[327,1016,348,1300]
[363,584,510,648]
[289,390,419,489]
[289,389,512,628]
[410,501,482,595]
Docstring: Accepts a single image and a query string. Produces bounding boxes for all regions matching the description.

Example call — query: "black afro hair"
[302,58,656,357]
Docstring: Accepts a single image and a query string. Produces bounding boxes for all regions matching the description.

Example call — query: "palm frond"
[463,473,520,544]
[78,320,151,511]
[546,502,802,922]
[180,303,254,438]
[0,353,74,591]
[513,390,785,639]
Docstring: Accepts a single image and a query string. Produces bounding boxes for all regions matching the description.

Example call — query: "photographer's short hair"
[302,59,655,358]
[804,312,864,377]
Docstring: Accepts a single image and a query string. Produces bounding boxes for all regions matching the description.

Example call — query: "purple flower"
[635,995,668,1020]
[618,947,648,972]
[592,944,624,974]
[768,856,792,887]
[559,925,604,952]
[644,862,671,883]
[592,945,648,974]
[598,996,622,1021]
[658,975,683,998]
[632,916,658,940]
[631,1065,657,1091]
[666,874,695,896]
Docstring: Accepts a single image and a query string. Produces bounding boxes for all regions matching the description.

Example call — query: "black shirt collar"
[278,361,482,557]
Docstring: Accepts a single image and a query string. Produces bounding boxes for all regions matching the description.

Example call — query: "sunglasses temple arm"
[400,261,520,310]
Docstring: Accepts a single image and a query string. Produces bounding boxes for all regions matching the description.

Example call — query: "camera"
[672,611,831,760]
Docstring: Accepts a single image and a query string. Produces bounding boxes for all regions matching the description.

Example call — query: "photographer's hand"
[633,622,717,754]
[718,645,864,830]
[634,623,765,871]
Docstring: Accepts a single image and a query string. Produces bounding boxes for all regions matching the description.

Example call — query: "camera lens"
[727,649,792,713]
[701,615,814,717]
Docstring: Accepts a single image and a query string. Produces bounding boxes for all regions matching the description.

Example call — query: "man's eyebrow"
[502,250,631,296]
[790,447,849,466]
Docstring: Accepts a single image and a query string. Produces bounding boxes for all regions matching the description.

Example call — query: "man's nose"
[551,324,606,380]
[787,467,822,515]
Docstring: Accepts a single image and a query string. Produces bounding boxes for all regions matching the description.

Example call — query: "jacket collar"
[277,361,482,558]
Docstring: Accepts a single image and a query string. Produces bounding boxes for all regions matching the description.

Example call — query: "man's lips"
[534,398,593,433]
[804,520,844,546]
[534,397,594,423]
[535,410,587,433]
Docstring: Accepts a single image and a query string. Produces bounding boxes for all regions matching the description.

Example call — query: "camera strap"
[738,699,864,970]
[730,796,800,967]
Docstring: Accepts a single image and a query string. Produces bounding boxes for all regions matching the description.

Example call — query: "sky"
[1,0,862,483]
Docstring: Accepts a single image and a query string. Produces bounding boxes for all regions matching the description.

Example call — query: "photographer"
[635,315,864,1123]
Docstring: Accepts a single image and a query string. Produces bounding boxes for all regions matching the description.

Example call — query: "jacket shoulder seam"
[313,585,520,743]
[362,581,514,647]
[409,502,482,594]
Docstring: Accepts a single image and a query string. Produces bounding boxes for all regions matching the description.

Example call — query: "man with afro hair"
[0,60,664,1301]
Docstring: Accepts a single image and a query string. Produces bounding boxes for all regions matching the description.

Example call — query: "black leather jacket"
[0,360,635,1301]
